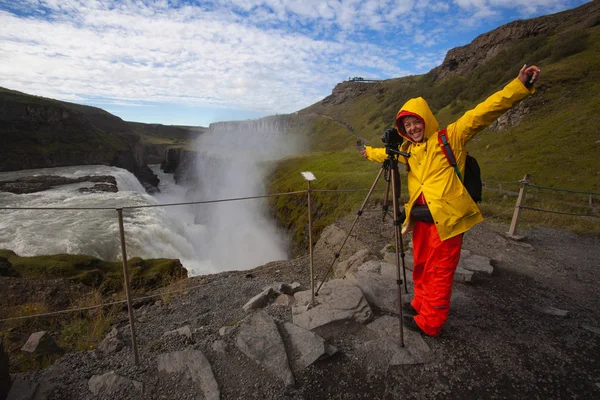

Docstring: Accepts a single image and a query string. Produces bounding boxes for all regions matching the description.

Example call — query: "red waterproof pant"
[411,220,462,336]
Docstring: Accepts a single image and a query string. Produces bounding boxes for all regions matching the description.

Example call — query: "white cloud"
[0,0,590,121]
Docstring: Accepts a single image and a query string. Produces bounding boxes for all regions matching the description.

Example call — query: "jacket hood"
[395,97,439,143]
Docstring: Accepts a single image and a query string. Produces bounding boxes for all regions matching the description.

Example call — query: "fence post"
[307,180,315,306]
[508,174,530,237]
[116,208,140,366]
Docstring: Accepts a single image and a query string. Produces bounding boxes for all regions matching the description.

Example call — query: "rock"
[539,306,569,317]
[266,282,302,296]
[346,261,412,314]
[334,248,373,278]
[0,175,118,194]
[292,279,373,330]
[273,294,295,307]
[243,287,275,312]
[218,326,235,336]
[157,349,220,400]
[358,315,433,369]
[6,376,56,400]
[77,183,118,193]
[0,343,10,400]
[382,249,414,270]
[211,340,227,354]
[20,332,62,356]
[163,325,193,340]
[88,371,142,396]
[235,311,294,386]
[283,322,337,370]
[581,325,600,335]
[459,254,494,275]
[314,224,370,266]
[454,267,474,283]
[0,257,19,277]
[98,327,124,354]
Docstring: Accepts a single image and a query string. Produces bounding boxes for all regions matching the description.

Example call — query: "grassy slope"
[0,249,187,294]
[269,23,600,253]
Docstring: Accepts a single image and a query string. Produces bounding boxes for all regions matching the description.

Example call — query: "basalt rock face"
[0,88,159,190]
[429,1,600,81]
[320,81,373,106]
[0,175,118,194]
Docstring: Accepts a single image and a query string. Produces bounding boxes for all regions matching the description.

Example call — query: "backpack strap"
[437,129,464,182]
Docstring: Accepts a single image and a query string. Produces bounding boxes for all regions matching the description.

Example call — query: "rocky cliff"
[0,88,167,190]
[430,0,599,81]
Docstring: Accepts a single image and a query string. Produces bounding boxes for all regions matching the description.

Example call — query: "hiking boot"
[403,316,425,335]
[403,302,418,316]
[403,316,440,337]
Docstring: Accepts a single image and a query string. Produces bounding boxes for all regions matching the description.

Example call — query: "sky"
[0,0,591,127]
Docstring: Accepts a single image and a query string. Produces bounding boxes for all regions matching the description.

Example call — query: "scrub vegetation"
[268,22,600,253]
[0,251,187,371]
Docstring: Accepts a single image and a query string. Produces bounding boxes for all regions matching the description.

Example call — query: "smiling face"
[402,115,425,142]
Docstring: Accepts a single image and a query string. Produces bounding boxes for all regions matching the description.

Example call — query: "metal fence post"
[508,174,530,237]
[307,180,315,306]
[301,172,317,306]
[116,208,140,366]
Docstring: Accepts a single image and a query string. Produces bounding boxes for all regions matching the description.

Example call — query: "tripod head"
[381,128,410,159]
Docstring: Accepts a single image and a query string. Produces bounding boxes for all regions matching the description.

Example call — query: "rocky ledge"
[0,175,118,194]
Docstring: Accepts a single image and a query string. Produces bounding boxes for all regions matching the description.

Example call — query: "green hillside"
[269,10,600,252]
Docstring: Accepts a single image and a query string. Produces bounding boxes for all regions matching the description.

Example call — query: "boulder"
[334,249,373,278]
[0,257,19,278]
[458,253,494,275]
[88,371,142,396]
[292,279,373,330]
[356,315,433,372]
[20,332,62,356]
[346,260,413,314]
[243,288,275,312]
[235,311,294,386]
[98,327,124,354]
[157,349,219,400]
[283,322,337,370]
[314,224,370,265]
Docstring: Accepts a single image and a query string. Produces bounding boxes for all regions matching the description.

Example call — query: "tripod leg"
[315,162,387,296]
[390,159,405,347]
[382,167,391,222]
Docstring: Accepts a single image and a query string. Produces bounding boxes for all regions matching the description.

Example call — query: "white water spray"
[183,117,307,272]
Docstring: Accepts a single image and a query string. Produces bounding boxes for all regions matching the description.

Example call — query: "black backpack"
[438,130,483,203]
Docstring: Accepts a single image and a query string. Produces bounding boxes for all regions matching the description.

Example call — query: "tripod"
[315,142,410,346]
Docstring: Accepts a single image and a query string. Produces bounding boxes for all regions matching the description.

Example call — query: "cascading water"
[0,116,306,276]
[0,165,204,273]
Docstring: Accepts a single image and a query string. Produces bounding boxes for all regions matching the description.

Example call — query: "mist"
[183,116,307,273]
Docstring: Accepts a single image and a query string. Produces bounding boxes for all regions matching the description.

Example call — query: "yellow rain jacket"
[364,78,535,240]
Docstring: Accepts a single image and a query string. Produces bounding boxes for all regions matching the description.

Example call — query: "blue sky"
[0,0,590,127]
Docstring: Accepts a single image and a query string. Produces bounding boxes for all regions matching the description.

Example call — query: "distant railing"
[347,77,381,82]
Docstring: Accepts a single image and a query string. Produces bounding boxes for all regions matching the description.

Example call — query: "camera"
[381,128,403,147]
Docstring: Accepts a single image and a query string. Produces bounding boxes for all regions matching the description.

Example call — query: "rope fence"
[507,174,597,236]
[1,174,596,364]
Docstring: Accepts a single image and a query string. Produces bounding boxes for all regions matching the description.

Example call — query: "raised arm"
[449,64,540,143]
